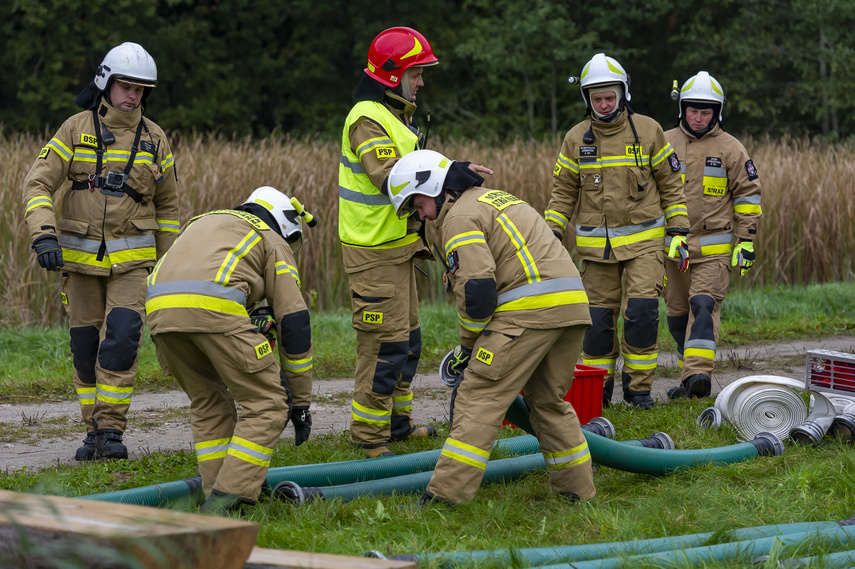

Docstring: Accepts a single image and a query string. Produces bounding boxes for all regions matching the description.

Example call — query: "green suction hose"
[390,521,846,567]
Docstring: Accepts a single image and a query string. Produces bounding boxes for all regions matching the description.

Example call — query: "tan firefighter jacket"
[545,110,689,262]
[426,186,592,351]
[339,90,428,273]
[145,210,312,407]
[22,98,180,275]
[664,123,762,261]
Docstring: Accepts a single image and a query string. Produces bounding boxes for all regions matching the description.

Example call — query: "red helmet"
[365,27,438,88]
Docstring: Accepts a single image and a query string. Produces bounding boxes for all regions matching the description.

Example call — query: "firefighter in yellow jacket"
[545,53,690,410]
[22,42,180,460]
[339,27,492,457]
[146,187,313,514]
[387,150,595,505]
[664,72,762,399]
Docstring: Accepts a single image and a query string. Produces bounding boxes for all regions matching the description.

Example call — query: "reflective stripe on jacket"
[664,123,762,261]
[545,110,688,262]
[22,99,180,275]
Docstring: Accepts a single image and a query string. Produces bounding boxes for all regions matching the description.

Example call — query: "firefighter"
[339,26,492,457]
[664,72,762,399]
[146,186,313,514]
[386,149,596,505]
[21,42,180,460]
[544,53,690,410]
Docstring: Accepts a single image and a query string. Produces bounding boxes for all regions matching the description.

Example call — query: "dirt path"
[2,337,854,473]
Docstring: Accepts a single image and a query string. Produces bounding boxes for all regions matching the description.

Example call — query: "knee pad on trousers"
[401,328,422,383]
[70,325,100,384]
[98,308,142,372]
[689,295,716,341]
[583,307,617,356]
[373,340,409,395]
[624,298,659,348]
[667,314,689,353]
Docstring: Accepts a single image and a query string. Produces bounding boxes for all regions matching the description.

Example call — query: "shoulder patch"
[705,157,722,168]
[476,190,526,211]
[140,140,156,154]
[745,159,758,180]
[668,153,681,172]
[38,147,51,160]
[447,249,460,275]
[376,147,395,159]
[579,146,597,156]
[553,162,562,177]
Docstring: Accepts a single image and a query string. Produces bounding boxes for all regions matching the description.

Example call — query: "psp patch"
[745,159,758,181]
[579,146,597,157]
[376,147,395,159]
[705,157,722,168]
[668,153,681,172]
[447,249,460,275]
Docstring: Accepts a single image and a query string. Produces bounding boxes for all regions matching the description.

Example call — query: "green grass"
[1,282,855,404]
[2,282,855,567]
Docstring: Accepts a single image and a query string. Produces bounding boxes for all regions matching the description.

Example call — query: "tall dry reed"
[2,133,853,326]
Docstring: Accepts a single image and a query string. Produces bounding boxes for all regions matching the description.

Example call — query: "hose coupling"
[750,431,785,457]
[581,416,616,439]
[830,413,855,442]
[273,481,324,505]
[635,432,675,450]
[696,406,723,429]
[789,419,826,445]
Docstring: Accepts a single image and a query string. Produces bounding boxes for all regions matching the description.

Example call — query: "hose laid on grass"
[77,432,542,506]
[506,395,783,476]
[389,521,846,567]
[533,524,855,569]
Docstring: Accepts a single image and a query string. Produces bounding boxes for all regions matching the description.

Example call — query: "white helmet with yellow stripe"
[679,71,726,122]
[387,150,454,219]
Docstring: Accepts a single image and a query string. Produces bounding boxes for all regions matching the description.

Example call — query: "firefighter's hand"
[33,235,64,271]
[290,406,311,446]
[442,345,472,381]
[667,230,690,273]
[732,239,755,276]
[468,164,494,176]
[250,306,276,349]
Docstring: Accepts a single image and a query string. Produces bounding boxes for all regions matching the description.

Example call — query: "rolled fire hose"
[699,375,855,443]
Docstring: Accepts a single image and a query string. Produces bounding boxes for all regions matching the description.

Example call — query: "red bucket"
[503,364,606,428]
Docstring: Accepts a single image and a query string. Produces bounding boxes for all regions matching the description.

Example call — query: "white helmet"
[679,71,726,122]
[94,42,157,90]
[578,53,631,105]
[242,186,302,240]
[387,150,454,218]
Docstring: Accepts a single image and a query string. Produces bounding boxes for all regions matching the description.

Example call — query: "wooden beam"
[0,490,258,569]
[245,548,417,569]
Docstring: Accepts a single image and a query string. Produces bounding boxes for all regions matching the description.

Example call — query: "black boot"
[668,373,711,400]
[602,378,614,408]
[95,429,128,460]
[74,432,97,461]
[627,391,655,410]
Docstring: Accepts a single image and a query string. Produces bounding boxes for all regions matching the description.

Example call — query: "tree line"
[2,0,853,141]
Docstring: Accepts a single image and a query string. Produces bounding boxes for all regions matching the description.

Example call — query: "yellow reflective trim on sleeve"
[47,138,73,161]
[161,153,175,171]
[734,204,762,214]
[495,290,589,312]
[651,144,675,167]
[26,196,54,214]
[664,204,688,219]
[459,315,490,332]
[544,210,569,230]
[355,136,395,159]
[444,231,487,255]
[157,220,180,233]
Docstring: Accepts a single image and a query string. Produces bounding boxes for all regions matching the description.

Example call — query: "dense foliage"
[2,0,854,139]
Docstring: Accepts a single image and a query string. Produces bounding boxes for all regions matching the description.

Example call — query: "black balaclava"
[680,100,721,138]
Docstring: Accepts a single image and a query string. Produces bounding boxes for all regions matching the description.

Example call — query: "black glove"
[250,306,276,350]
[33,235,64,271]
[290,406,311,446]
[440,345,472,387]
